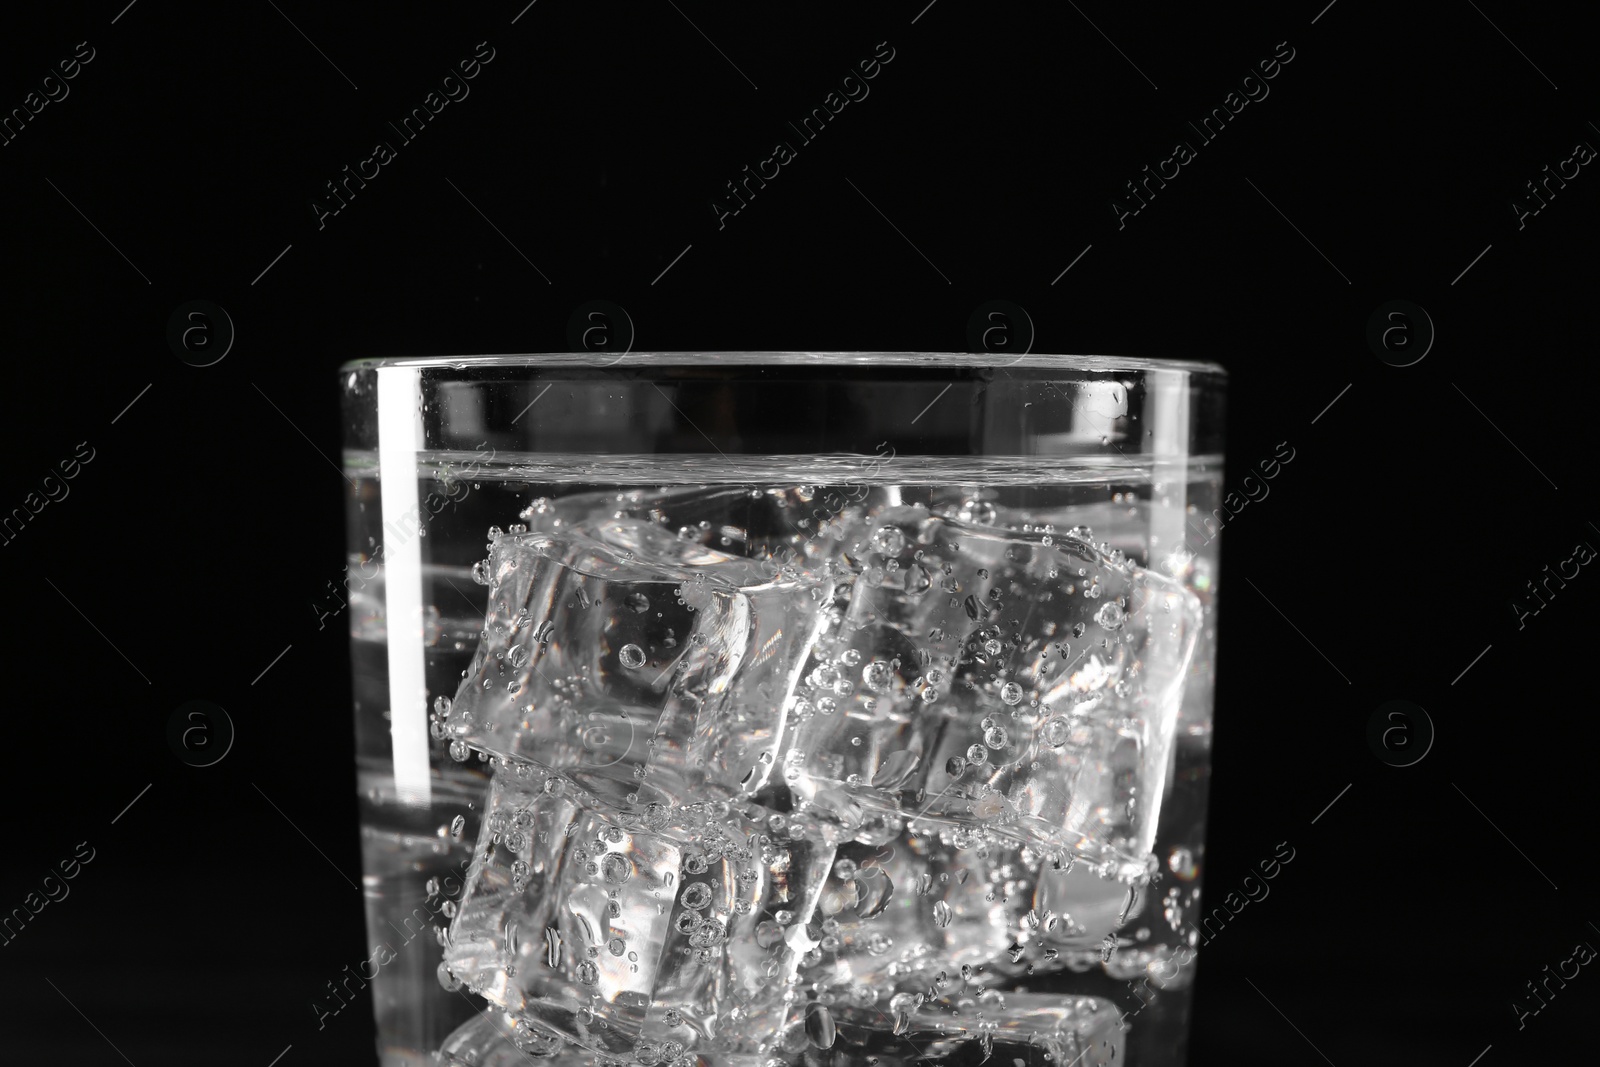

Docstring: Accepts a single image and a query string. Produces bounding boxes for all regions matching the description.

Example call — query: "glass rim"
[338,351,1227,375]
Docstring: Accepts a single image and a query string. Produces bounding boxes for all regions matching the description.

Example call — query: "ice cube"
[782,505,1201,882]
[801,823,1142,996]
[443,517,835,801]
[1035,861,1137,955]
[445,769,838,1057]
[435,1006,567,1066]
[820,989,1125,1067]
[436,1007,774,1067]
[521,483,879,579]
[804,826,1033,994]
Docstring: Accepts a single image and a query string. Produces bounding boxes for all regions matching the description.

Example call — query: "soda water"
[345,451,1221,1067]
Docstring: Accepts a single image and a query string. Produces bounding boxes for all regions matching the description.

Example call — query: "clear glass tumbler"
[339,353,1225,1067]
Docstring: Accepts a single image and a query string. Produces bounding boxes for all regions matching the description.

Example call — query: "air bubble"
[602,853,633,884]
[862,661,893,693]
[619,644,647,669]
[872,527,907,557]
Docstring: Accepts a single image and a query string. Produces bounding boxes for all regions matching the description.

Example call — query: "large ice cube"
[445,768,838,1057]
[442,517,835,801]
[802,823,1144,997]
[802,828,1032,994]
[435,1006,565,1066]
[520,483,883,579]
[814,989,1124,1067]
[781,505,1202,882]
[436,1007,773,1067]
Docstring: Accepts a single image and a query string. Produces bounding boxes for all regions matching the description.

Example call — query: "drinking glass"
[339,353,1225,1067]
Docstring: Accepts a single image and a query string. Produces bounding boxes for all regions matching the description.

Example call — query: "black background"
[1,2,1594,1063]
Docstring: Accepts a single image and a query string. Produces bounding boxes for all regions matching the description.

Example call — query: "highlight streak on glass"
[1146,368,1193,841]
[378,365,432,806]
